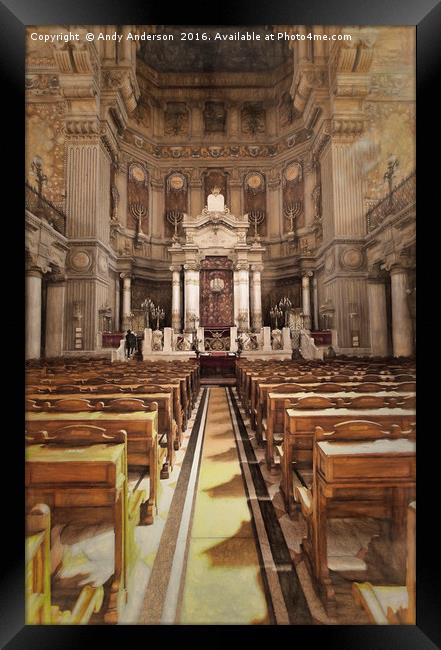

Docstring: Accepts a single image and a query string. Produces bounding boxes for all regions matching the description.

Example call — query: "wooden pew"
[352,501,416,624]
[294,420,416,615]
[27,389,176,478]
[26,402,158,525]
[26,426,134,623]
[265,391,413,471]
[280,400,416,515]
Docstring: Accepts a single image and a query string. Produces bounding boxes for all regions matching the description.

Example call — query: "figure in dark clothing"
[129,331,137,357]
[125,329,135,358]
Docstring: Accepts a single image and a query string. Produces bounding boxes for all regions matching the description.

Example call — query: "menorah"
[151,305,165,330]
[166,210,184,241]
[248,210,265,242]
[269,305,283,330]
[278,296,292,327]
[284,201,302,237]
[141,298,155,329]
[130,202,147,238]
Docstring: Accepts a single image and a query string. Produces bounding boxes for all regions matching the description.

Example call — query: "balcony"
[25,182,66,236]
[366,171,415,233]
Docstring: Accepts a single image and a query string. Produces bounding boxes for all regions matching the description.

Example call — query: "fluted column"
[171,266,182,333]
[390,266,413,357]
[184,263,200,331]
[302,272,313,330]
[367,277,389,357]
[250,265,263,331]
[45,274,66,357]
[26,268,43,359]
[121,273,132,331]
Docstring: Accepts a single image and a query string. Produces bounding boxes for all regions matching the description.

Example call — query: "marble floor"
[178,388,270,624]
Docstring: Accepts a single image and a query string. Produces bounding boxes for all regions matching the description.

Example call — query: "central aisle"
[178,388,270,624]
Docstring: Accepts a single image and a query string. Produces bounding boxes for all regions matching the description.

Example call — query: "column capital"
[235,262,249,272]
[26,266,44,279]
[47,271,67,284]
[169,265,182,273]
[120,272,132,280]
[184,262,200,272]
[302,271,313,279]
[250,264,264,273]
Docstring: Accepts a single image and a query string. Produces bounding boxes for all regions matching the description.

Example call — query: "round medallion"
[285,162,302,182]
[70,250,91,271]
[169,174,184,190]
[131,164,146,183]
[341,248,364,270]
[246,173,263,189]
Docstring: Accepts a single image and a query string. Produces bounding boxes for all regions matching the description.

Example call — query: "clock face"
[285,162,301,182]
[131,164,146,183]
[170,174,184,190]
[246,173,262,189]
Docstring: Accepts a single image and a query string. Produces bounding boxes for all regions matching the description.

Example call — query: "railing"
[366,171,415,233]
[25,182,66,236]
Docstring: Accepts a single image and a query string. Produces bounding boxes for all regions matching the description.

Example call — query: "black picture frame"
[5,0,438,646]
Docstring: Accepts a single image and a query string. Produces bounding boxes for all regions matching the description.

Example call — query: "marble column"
[184,263,200,331]
[171,266,182,333]
[302,272,313,330]
[312,276,319,331]
[121,274,131,331]
[233,269,240,325]
[45,275,66,358]
[26,268,42,359]
[250,265,263,331]
[237,263,250,330]
[114,274,120,331]
[390,266,413,357]
[367,278,389,357]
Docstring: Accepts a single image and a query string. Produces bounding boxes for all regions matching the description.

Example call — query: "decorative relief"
[25,74,60,95]
[325,252,335,274]
[123,128,311,159]
[241,102,265,135]
[165,171,188,238]
[278,91,294,127]
[283,160,305,231]
[340,248,364,271]
[127,162,149,233]
[203,102,226,133]
[164,102,189,136]
[69,250,92,272]
[26,103,66,204]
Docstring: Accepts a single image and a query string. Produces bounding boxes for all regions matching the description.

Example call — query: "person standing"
[125,329,132,358]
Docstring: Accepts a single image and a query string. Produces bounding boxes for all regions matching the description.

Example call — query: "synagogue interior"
[25,25,416,625]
